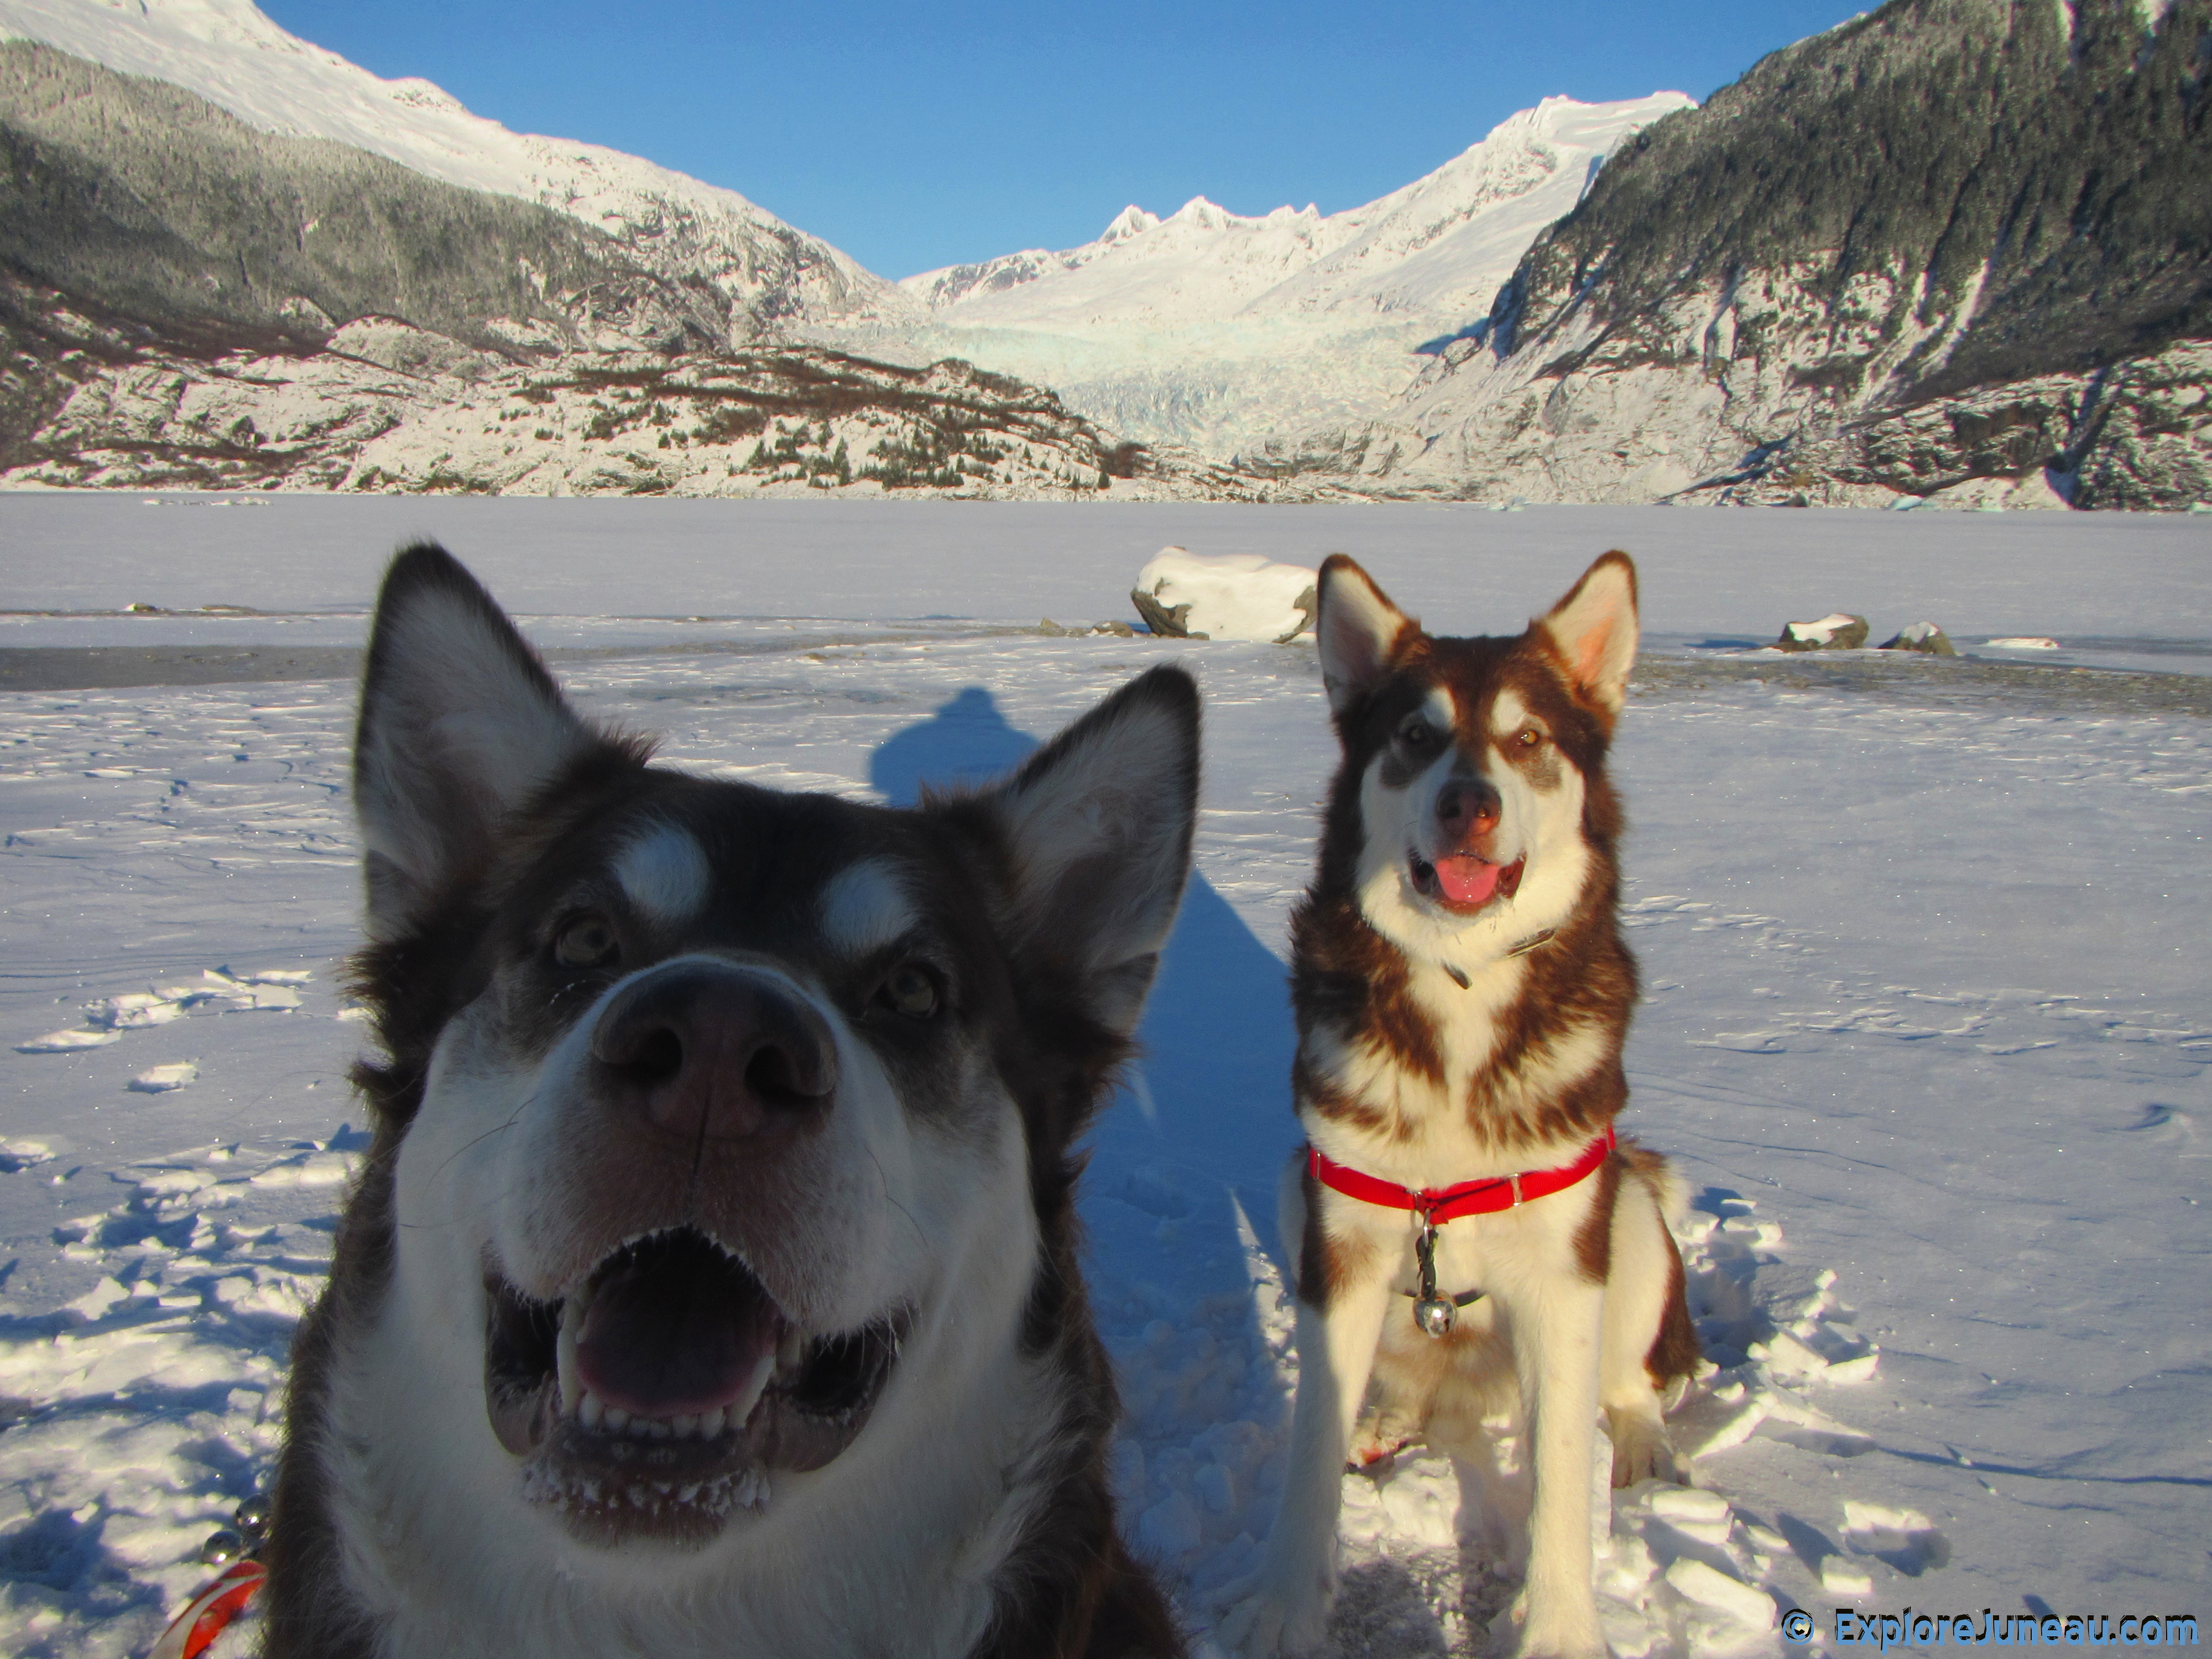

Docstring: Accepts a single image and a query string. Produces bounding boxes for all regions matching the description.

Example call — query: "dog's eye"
[1397,713,1439,748]
[877,963,940,1020]
[1515,728,1545,750]
[552,914,620,969]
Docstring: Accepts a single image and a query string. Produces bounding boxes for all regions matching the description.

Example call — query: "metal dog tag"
[1413,1222,1454,1338]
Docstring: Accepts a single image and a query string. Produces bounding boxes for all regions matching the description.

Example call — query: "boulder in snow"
[1131,548,1317,643]
[1773,613,1869,651]
[1878,621,1955,655]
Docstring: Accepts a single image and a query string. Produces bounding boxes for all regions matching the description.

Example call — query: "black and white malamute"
[1229,553,1698,1658]
[262,545,1193,1658]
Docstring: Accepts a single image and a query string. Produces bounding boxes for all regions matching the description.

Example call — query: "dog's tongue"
[1433,855,1505,908]
[576,1241,780,1419]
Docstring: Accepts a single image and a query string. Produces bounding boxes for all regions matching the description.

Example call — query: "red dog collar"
[151,1558,264,1659]
[1308,1126,1616,1224]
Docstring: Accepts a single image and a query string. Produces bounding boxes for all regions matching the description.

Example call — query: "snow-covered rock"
[1130,548,1318,642]
[1879,622,1956,655]
[1773,614,1869,652]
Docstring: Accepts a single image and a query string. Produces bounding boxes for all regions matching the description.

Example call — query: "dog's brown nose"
[1436,776,1501,842]
[590,963,838,1141]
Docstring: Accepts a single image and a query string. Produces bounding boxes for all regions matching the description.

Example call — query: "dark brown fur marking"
[1290,893,1443,1092]
[1296,1167,1378,1311]
[1644,1235,1700,1390]
[1573,1152,1622,1285]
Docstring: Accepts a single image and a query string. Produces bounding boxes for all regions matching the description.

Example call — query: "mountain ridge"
[828,93,1694,456]
[0,0,914,338]
[1254,0,2211,509]
[2,0,2201,508]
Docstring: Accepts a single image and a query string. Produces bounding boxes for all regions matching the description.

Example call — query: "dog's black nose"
[590,963,838,1141]
[1436,776,1501,838]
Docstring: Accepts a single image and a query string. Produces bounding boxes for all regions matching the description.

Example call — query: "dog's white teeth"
[577,1390,604,1430]
[643,1419,672,1439]
[557,1321,581,1415]
[697,1407,726,1439]
[603,1405,632,1432]
[775,1326,807,1378]
[731,1350,778,1430]
[671,1413,698,1438]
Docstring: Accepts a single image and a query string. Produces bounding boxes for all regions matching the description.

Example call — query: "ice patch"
[15,1026,121,1053]
[1840,1503,1949,1574]
[14,968,314,1056]
[127,1061,199,1093]
[0,1138,55,1172]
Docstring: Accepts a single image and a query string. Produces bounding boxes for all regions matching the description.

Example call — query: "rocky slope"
[1255,0,2211,509]
[0,35,1261,499]
[0,275,1266,497]
[0,0,908,338]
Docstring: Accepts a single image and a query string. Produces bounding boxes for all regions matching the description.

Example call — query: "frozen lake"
[1,495,2206,1656]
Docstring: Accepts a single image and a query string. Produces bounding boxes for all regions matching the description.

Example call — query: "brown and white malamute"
[1229,552,1698,1658]
[262,544,1192,1658]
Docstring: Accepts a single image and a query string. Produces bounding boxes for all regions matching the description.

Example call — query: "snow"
[1133,548,1318,643]
[1781,614,1863,646]
[840,96,1695,456]
[899,98,1692,332]
[0,0,910,327]
[1,497,2207,1655]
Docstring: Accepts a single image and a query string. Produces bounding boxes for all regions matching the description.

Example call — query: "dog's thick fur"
[1229,553,1698,1658]
[261,544,1192,1658]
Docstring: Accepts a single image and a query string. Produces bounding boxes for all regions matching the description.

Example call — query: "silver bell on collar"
[1411,1220,1468,1340]
[1413,1292,1458,1339]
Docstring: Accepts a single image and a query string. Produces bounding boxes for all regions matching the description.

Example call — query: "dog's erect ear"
[1315,554,1417,718]
[1536,550,1640,719]
[353,544,622,940]
[980,665,1199,1038]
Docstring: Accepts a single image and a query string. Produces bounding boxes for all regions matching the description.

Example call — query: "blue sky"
[258,0,1871,280]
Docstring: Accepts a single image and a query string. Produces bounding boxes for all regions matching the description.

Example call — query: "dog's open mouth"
[1408,849,1525,914]
[483,1228,907,1543]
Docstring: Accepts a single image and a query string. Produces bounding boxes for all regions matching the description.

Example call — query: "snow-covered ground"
[1,497,2206,1656]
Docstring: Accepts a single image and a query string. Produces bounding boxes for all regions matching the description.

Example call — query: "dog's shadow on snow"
[874,688,1456,1650]
[869,684,1296,1204]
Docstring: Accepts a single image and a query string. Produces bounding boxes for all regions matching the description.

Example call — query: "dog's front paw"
[1346,1411,1417,1470]
[1607,1418,1691,1489]
[1503,1587,1608,1659]
[1214,1571,1332,1657]
[1510,1613,1610,1659]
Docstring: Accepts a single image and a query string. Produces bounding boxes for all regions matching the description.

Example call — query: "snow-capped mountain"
[0,0,914,337]
[0,25,1246,499]
[905,96,1691,330]
[825,95,1692,456]
[1253,0,2212,512]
